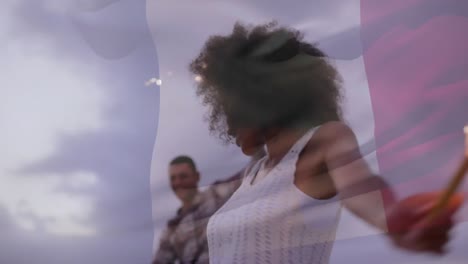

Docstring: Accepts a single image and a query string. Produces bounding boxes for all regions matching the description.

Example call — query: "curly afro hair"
[190,21,343,143]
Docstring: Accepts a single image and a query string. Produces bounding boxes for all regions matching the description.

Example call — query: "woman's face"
[234,127,264,156]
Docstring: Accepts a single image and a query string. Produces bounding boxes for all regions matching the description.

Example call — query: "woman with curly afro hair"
[189,22,462,264]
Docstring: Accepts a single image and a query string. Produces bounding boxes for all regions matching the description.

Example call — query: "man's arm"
[152,228,177,264]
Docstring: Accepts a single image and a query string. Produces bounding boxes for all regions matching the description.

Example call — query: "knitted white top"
[207,127,342,264]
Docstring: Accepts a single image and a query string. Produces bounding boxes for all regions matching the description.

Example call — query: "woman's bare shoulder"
[314,121,356,143]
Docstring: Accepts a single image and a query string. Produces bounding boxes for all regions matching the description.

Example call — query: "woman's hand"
[386,192,464,254]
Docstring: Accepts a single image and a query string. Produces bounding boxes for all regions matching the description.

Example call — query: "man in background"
[153,152,264,264]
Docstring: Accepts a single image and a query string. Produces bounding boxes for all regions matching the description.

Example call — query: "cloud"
[0,172,97,236]
[1,0,157,263]
[0,0,106,238]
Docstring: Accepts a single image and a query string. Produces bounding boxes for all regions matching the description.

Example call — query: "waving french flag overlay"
[148,1,468,263]
[1,0,157,263]
[330,1,468,263]
[361,0,468,202]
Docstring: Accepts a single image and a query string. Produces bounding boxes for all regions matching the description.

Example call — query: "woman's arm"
[319,121,463,253]
[321,121,394,231]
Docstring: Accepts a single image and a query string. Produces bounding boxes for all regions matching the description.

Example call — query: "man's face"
[169,163,199,203]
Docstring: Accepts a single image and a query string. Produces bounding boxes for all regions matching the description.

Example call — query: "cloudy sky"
[1,0,467,263]
[1,0,157,263]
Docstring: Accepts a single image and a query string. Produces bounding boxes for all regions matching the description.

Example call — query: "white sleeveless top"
[207,127,342,264]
